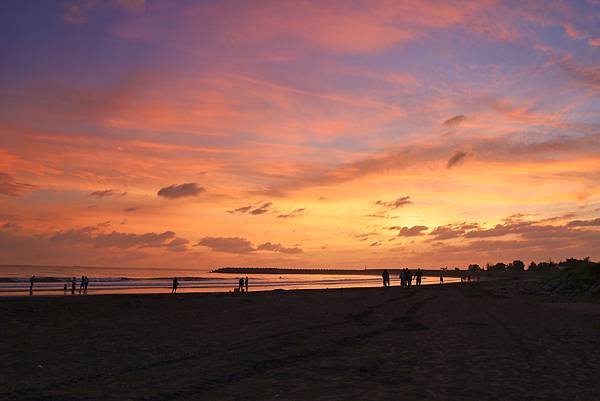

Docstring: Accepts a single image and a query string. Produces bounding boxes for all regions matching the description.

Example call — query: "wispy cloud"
[89,189,127,197]
[228,202,273,215]
[63,0,146,25]
[375,196,412,210]
[446,151,467,169]
[389,225,428,237]
[195,236,255,254]
[195,237,302,254]
[157,183,204,199]
[443,115,467,127]
[0,173,35,197]
[277,208,306,218]
[256,242,303,254]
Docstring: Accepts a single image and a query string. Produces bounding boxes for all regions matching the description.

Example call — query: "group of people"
[29,275,91,295]
[61,276,90,295]
[238,276,249,292]
[29,275,255,295]
[381,268,424,287]
[65,276,90,294]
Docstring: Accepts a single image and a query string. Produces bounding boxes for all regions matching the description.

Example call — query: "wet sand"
[2,281,600,400]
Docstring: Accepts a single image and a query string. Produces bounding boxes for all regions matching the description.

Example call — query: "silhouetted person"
[382,269,390,287]
[84,276,89,293]
[239,277,244,292]
[245,276,249,292]
[79,275,85,294]
[415,268,423,286]
[71,277,76,294]
[439,273,444,284]
[399,269,406,287]
[407,269,413,287]
[29,275,35,294]
[172,277,179,294]
[63,284,67,294]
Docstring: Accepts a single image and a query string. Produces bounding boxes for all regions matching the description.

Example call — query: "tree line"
[466,257,597,273]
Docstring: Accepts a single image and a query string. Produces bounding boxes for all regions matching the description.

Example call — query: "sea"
[0,265,459,296]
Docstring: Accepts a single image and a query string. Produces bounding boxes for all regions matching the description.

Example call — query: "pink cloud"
[114,1,479,54]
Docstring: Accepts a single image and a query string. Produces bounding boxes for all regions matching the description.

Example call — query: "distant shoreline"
[212,267,481,278]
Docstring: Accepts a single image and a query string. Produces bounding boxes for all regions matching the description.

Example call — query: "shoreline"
[0,279,462,298]
[0,273,464,297]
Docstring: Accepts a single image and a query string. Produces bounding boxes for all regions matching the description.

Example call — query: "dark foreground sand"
[2,281,600,401]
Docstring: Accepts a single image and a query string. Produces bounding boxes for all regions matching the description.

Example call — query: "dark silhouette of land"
[213,258,600,283]
[2,279,599,401]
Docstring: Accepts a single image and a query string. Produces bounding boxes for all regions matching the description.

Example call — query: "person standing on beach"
[382,269,389,287]
[244,276,249,292]
[415,269,423,286]
[79,275,85,294]
[439,273,444,284]
[29,275,35,294]
[172,277,179,294]
[71,277,76,294]
[399,269,406,287]
[239,277,244,292]
[407,269,413,287]
[84,276,89,293]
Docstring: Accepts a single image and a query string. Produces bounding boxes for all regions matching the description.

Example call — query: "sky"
[0,0,599,270]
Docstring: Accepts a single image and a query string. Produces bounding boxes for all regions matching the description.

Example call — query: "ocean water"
[0,265,460,296]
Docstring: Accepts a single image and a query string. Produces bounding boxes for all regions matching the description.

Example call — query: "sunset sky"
[1,0,599,269]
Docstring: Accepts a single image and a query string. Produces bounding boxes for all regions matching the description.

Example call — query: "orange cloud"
[0,173,35,197]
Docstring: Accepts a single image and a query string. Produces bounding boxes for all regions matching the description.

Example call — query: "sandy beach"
[2,281,600,401]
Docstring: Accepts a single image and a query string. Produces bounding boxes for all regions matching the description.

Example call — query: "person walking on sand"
[382,269,390,287]
[29,275,35,294]
[244,276,249,292]
[172,277,179,294]
[71,277,76,294]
